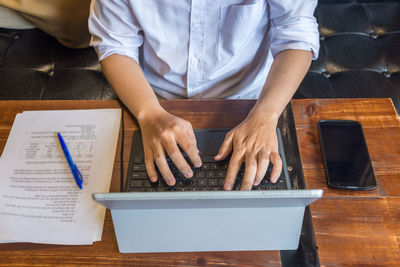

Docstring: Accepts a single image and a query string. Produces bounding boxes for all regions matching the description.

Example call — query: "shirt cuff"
[94,45,140,64]
[270,40,319,60]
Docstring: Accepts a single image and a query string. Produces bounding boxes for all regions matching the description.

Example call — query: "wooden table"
[0,98,399,266]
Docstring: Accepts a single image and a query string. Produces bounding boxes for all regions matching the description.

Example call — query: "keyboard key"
[195,171,205,178]
[276,183,287,190]
[221,163,229,169]
[201,163,210,171]
[130,180,143,188]
[156,187,168,192]
[217,171,226,178]
[175,172,184,179]
[211,163,219,170]
[131,172,147,179]
[198,179,208,187]
[206,171,215,178]
[144,180,153,188]
[202,155,216,162]
[133,156,143,163]
[131,164,146,172]
[209,179,218,186]
[183,179,196,186]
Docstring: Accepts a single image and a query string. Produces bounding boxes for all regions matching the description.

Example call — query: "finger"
[224,151,244,190]
[144,147,157,182]
[176,129,202,168]
[270,152,282,183]
[162,139,193,179]
[153,145,176,186]
[254,150,269,186]
[241,153,257,190]
[182,144,202,168]
[215,132,233,161]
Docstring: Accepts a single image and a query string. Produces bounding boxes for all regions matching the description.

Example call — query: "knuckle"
[144,156,153,165]
[168,151,180,160]
[153,153,164,162]
[159,130,170,140]
[273,155,282,164]
[171,123,180,131]
[226,130,234,138]
[184,120,193,129]
[246,162,257,170]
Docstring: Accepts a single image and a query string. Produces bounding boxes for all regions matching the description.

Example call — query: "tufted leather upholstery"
[0,28,115,100]
[0,0,399,113]
[295,0,400,113]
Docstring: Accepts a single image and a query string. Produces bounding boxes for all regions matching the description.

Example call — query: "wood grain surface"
[0,99,399,266]
[293,98,400,266]
[0,100,280,267]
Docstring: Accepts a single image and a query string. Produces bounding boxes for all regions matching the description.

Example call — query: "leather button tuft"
[382,71,391,78]
[369,32,378,39]
[321,71,331,78]
[320,35,325,41]
[48,70,55,76]
[13,34,20,40]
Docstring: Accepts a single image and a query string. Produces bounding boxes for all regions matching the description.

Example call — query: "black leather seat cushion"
[295,0,400,113]
[0,28,115,100]
[0,0,399,113]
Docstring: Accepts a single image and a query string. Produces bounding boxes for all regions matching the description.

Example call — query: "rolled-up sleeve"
[268,0,319,59]
[89,0,143,63]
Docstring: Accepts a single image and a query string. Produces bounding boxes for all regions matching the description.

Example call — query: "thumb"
[215,133,233,160]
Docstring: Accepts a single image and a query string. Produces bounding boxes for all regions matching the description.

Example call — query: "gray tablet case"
[93,190,322,253]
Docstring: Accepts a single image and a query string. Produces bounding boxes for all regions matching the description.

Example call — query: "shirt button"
[193,20,201,28]
[191,57,199,66]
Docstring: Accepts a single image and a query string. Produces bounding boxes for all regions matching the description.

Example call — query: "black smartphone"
[317,120,377,190]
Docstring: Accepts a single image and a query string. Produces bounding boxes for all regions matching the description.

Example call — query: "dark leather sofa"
[1,0,400,114]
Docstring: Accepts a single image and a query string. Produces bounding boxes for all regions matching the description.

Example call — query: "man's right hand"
[100,55,201,185]
[138,108,202,186]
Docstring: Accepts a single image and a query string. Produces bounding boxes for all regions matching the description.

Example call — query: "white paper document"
[0,109,121,245]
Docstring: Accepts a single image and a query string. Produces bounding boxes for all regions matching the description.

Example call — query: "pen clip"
[72,164,83,189]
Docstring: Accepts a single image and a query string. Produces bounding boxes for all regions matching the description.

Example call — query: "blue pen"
[57,132,83,189]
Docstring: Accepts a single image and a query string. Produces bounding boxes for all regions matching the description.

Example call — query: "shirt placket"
[187,0,206,98]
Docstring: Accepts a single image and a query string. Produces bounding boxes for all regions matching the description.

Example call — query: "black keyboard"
[126,154,288,192]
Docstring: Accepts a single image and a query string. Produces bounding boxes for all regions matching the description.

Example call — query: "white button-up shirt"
[89,0,319,99]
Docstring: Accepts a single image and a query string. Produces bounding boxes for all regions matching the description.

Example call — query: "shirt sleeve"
[268,0,320,60]
[88,0,143,63]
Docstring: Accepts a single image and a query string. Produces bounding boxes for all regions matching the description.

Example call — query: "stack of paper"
[0,109,121,245]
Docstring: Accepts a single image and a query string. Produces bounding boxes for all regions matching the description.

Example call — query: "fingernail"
[185,171,193,178]
[224,183,232,190]
[215,154,221,159]
[272,176,279,183]
[195,162,202,168]
[150,176,157,182]
[253,180,260,186]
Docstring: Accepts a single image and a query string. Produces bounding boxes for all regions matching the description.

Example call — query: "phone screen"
[318,120,376,190]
